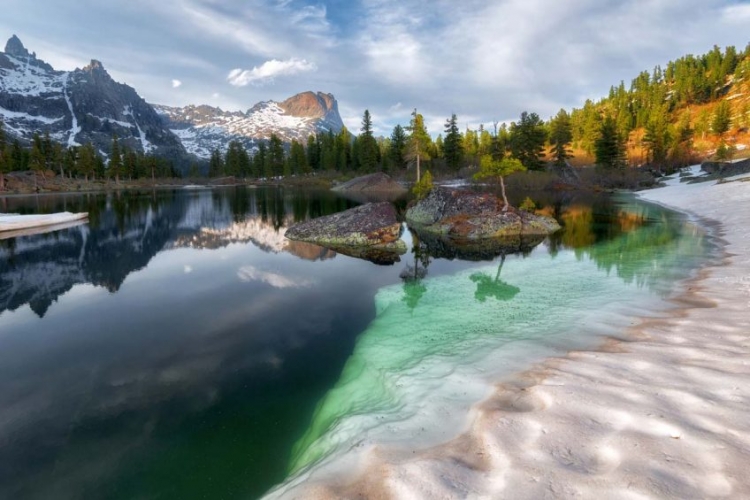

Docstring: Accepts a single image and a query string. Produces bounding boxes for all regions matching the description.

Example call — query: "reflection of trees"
[0,188,355,317]
[400,231,431,311]
[469,255,521,302]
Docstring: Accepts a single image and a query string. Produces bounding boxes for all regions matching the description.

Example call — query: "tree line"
[2,42,747,188]
[0,125,179,189]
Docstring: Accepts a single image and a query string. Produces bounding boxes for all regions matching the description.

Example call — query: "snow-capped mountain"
[0,35,345,165]
[153,91,345,159]
[0,35,187,161]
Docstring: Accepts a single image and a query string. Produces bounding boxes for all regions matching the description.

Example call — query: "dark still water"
[0,187,712,499]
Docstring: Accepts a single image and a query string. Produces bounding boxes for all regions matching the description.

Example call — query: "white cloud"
[172,79,182,88]
[722,3,750,22]
[237,265,311,289]
[227,58,317,86]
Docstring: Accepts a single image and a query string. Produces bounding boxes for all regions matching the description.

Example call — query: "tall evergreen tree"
[442,114,463,170]
[358,109,379,172]
[0,121,7,190]
[389,124,407,169]
[406,109,432,181]
[209,149,224,177]
[712,100,732,136]
[306,135,320,171]
[642,106,672,166]
[548,109,573,167]
[509,111,547,170]
[109,135,122,183]
[78,143,97,181]
[267,134,285,177]
[252,142,266,177]
[595,116,627,169]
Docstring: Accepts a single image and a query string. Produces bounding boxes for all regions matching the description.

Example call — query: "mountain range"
[0,35,344,167]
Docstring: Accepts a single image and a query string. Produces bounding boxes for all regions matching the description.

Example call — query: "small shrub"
[412,170,434,200]
[519,196,537,212]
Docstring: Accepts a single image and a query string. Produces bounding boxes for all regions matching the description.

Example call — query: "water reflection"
[0,188,352,317]
[469,256,521,302]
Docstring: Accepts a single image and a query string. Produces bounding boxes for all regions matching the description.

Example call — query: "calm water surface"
[0,186,712,499]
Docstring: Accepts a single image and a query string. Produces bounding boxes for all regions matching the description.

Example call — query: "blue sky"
[2,0,749,136]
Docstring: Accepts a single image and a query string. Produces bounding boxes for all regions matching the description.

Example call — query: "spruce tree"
[268,134,285,177]
[712,100,732,136]
[548,109,573,167]
[442,114,463,171]
[358,109,378,172]
[406,109,432,181]
[509,111,547,171]
[209,149,224,177]
[389,124,407,169]
[109,135,122,183]
[595,116,627,169]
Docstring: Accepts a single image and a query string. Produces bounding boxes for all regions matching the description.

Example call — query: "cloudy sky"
[1,0,748,135]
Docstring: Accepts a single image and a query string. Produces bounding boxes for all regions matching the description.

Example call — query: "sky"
[1,0,749,136]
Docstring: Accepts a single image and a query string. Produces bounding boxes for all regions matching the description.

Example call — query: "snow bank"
[267,167,750,498]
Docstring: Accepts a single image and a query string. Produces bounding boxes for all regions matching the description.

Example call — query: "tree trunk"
[0,172,4,192]
[500,175,509,211]
[416,154,421,182]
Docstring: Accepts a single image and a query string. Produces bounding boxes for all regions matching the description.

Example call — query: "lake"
[0,186,713,499]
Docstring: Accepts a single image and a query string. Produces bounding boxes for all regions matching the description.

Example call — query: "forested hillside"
[1,43,748,189]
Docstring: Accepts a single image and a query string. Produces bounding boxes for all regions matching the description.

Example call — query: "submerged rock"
[332,172,407,194]
[406,187,560,239]
[285,202,406,257]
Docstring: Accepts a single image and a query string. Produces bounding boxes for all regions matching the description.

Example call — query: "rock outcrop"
[406,187,560,239]
[701,158,750,178]
[285,202,406,261]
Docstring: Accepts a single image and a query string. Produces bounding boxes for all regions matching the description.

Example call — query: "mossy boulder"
[285,202,406,254]
[405,187,560,239]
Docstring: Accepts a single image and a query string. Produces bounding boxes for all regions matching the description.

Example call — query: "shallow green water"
[0,189,712,499]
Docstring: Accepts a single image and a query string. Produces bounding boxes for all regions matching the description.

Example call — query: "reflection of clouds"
[237,265,312,289]
[184,265,193,274]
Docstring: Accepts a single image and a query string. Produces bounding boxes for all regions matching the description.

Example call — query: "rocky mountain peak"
[5,35,29,58]
[83,59,106,73]
[279,91,338,119]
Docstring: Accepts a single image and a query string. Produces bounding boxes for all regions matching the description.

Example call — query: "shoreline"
[270,168,750,498]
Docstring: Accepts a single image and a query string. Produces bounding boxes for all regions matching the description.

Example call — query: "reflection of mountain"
[170,217,335,261]
[0,189,345,317]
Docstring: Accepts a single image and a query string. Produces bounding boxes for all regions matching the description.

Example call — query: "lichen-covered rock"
[285,202,406,253]
[405,187,560,239]
[332,173,407,194]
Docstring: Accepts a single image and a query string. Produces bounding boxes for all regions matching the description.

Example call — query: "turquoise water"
[274,196,713,492]
[0,189,713,499]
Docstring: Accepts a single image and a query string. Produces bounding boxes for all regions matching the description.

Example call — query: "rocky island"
[406,187,560,239]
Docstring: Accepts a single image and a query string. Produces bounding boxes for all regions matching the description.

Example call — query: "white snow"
[266,166,750,499]
[62,73,81,147]
[0,54,65,97]
[0,106,63,125]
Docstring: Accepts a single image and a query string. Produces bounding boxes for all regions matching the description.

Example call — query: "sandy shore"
[273,167,750,499]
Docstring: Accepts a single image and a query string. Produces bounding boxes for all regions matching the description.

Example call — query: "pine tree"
[642,106,672,167]
[0,122,7,191]
[474,156,526,211]
[289,139,309,174]
[358,109,378,172]
[268,134,285,177]
[252,142,266,178]
[406,109,432,181]
[548,109,573,167]
[442,114,463,171]
[109,135,122,183]
[595,116,627,169]
[306,135,320,171]
[509,111,547,170]
[712,100,732,136]
[77,143,97,181]
[29,134,45,191]
[209,149,224,177]
[389,124,407,169]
